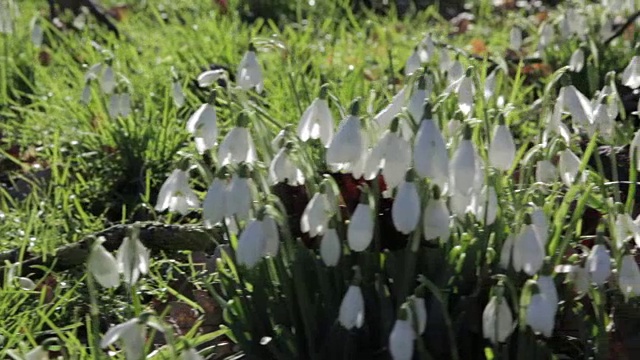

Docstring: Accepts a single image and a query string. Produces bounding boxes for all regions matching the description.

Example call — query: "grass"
[1,0,640,359]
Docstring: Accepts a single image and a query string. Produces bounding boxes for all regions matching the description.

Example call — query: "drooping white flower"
[363,118,412,190]
[439,48,452,73]
[499,234,515,269]
[218,115,256,165]
[591,103,615,141]
[301,188,333,238]
[407,74,432,124]
[413,103,449,189]
[202,172,228,228]
[262,214,280,257]
[236,218,266,269]
[543,92,571,145]
[226,165,254,222]
[85,62,103,81]
[568,264,590,294]
[326,99,366,170]
[563,85,593,130]
[512,220,545,276]
[236,44,264,93]
[197,69,226,87]
[618,254,640,300]
[297,84,334,146]
[488,119,516,171]
[538,23,554,48]
[338,284,365,329]
[101,65,116,94]
[320,221,341,267]
[630,130,640,171]
[457,73,475,116]
[472,186,498,225]
[172,81,185,108]
[484,68,499,100]
[509,27,523,50]
[535,160,557,183]
[531,207,549,246]
[482,290,514,344]
[408,293,427,335]
[181,347,205,360]
[422,187,450,241]
[404,47,422,76]
[117,232,150,285]
[622,56,640,89]
[389,306,415,360]
[269,143,305,186]
[24,345,48,360]
[119,93,131,117]
[101,316,160,360]
[87,237,120,288]
[447,61,464,87]
[558,148,581,187]
[392,171,421,234]
[569,48,585,72]
[81,82,92,104]
[348,193,374,252]
[373,86,409,133]
[450,127,478,196]
[31,22,43,47]
[586,243,611,285]
[526,276,558,337]
[614,213,640,249]
[155,168,200,215]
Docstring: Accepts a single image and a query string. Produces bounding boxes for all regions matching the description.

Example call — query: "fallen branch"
[1,222,224,284]
[604,10,640,46]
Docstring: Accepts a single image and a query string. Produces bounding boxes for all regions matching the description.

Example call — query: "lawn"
[1,0,640,359]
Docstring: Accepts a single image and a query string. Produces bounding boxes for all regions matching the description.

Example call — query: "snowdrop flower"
[439,48,452,73]
[484,68,499,100]
[447,60,464,86]
[568,264,590,294]
[226,164,254,222]
[392,170,421,234]
[117,231,150,285]
[538,23,554,49]
[509,27,523,50]
[482,285,514,344]
[500,234,515,269]
[389,305,415,360]
[197,69,227,87]
[630,130,640,171]
[181,347,205,360]
[563,85,593,130]
[6,264,37,291]
[404,47,422,76]
[364,117,412,189]
[586,234,611,285]
[297,84,334,146]
[31,21,43,47]
[414,103,449,189]
[473,186,498,225]
[301,182,335,237]
[320,218,341,267]
[326,99,366,170]
[558,147,581,187]
[236,220,263,269]
[535,159,557,183]
[101,314,163,360]
[87,237,120,288]
[348,189,374,252]
[450,126,478,196]
[618,254,640,300]
[218,114,257,165]
[101,64,116,94]
[512,215,545,275]
[408,289,427,334]
[172,80,185,108]
[81,81,92,105]
[270,142,305,186]
[613,213,640,249]
[423,186,450,241]
[339,275,365,329]
[236,43,263,93]
[187,96,218,154]
[569,48,585,72]
[85,62,103,81]
[407,73,432,124]
[25,345,48,360]
[419,34,436,62]
[373,86,409,133]
[203,169,229,228]
[155,167,200,215]
[543,94,571,145]
[591,103,615,141]
[526,275,558,337]
[457,69,475,116]
[622,56,640,89]
[531,207,549,246]
[0,0,13,34]
[488,115,516,171]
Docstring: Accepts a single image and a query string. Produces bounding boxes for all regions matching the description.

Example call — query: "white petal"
[203,179,227,227]
[389,319,415,360]
[338,285,365,329]
[89,243,120,288]
[423,198,450,241]
[348,204,374,252]
[392,181,420,234]
[236,220,266,268]
[488,125,516,171]
[320,228,341,267]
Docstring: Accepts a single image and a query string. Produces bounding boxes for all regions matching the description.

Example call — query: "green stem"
[625,152,637,214]
[85,273,104,360]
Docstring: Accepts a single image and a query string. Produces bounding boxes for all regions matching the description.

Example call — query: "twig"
[604,10,640,46]
[0,222,223,284]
